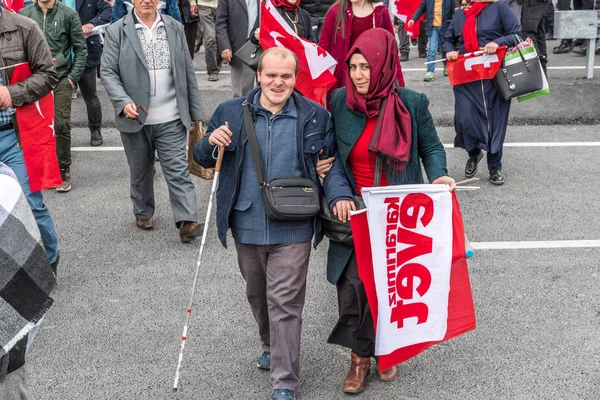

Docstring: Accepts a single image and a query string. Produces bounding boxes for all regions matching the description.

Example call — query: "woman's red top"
[348,118,388,193]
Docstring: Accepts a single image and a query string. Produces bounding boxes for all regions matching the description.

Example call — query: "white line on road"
[73,142,600,152]
[472,240,600,250]
[194,66,599,74]
[444,142,600,148]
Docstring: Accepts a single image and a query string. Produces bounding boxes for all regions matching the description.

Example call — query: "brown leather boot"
[375,363,398,382]
[342,352,371,394]
[136,218,153,230]
[179,221,204,243]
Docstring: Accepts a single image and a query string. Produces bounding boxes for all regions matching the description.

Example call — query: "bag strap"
[374,154,383,187]
[511,34,531,72]
[242,103,267,186]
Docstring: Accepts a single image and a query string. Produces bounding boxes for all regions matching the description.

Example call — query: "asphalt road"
[24,44,600,400]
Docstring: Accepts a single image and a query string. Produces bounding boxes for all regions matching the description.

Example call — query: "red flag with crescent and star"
[10,63,62,192]
[1,0,25,12]
[259,0,337,105]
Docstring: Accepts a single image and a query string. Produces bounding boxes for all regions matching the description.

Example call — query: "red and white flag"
[10,63,62,192]
[446,47,507,86]
[259,0,336,105]
[1,0,24,12]
[350,185,476,371]
[391,0,422,38]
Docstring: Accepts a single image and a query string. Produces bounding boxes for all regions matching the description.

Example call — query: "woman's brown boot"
[375,364,398,382]
[342,352,371,393]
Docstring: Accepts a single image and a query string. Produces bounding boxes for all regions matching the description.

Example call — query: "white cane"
[172,140,225,392]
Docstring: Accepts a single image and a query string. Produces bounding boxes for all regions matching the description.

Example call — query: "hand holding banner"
[446,47,507,86]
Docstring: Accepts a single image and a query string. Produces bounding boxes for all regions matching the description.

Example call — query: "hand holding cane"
[172,139,225,392]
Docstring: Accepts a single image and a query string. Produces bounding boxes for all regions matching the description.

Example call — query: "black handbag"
[493,35,544,101]
[319,156,383,246]
[243,104,320,222]
[234,40,263,71]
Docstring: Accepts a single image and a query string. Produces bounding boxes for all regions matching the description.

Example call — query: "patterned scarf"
[0,162,56,380]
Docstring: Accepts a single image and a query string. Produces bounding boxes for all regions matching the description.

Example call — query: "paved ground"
[25,43,600,399]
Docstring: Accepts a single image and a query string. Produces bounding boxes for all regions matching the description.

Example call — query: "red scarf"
[462,2,490,52]
[345,28,412,172]
[271,0,299,11]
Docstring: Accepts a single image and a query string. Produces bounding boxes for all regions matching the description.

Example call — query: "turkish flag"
[351,185,476,371]
[259,0,337,105]
[391,0,423,39]
[10,63,62,192]
[1,0,25,12]
[446,47,507,86]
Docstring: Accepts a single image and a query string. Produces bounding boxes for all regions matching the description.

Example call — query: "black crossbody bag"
[243,104,321,222]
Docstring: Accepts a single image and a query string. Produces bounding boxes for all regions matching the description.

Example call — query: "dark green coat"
[326,87,449,285]
[20,1,87,83]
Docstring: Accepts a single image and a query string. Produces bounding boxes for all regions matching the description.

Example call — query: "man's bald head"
[258,47,299,76]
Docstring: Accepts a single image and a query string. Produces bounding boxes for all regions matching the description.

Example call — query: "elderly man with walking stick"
[101,0,206,242]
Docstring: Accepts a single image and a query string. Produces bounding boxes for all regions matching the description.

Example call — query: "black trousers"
[78,65,102,132]
[328,253,375,358]
[184,21,198,60]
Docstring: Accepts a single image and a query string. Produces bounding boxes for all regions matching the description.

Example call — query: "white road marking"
[73,142,600,152]
[472,240,600,250]
[444,142,600,148]
[194,66,599,74]
[72,146,124,151]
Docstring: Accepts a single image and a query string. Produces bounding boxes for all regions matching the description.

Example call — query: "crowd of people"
[0,0,593,399]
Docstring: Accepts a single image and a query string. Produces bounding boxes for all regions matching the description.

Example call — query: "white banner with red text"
[351,185,476,370]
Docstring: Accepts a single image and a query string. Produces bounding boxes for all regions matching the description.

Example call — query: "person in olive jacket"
[20,0,87,193]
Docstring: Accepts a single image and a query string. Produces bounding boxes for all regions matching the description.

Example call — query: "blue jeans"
[0,128,59,264]
[427,27,446,74]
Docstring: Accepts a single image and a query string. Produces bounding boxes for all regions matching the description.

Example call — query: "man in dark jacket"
[20,0,87,193]
[77,0,112,146]
[0,7,60,271]
[300,0,335,41]
[177,0,199,59]
[194,48,354,400]
[216,0,258,97]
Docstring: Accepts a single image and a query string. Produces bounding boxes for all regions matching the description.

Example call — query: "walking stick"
[172,143,225,392]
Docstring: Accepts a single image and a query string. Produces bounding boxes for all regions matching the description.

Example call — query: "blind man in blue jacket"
[194,47,355,400]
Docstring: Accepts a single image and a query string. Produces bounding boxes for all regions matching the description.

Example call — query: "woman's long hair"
[332,0,374,42]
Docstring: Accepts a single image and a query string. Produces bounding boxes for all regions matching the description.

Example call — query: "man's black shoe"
[400,52,409,62]
[490,170,505,185]
[464,152,483,178]
[553,40,571,54]
[90,130,103,146]
[419,50,427,58]
[571,43,588,56]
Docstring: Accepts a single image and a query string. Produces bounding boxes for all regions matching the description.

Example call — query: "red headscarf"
[345,28,412,172]
[271,0,300,11]
[462,2,490,52]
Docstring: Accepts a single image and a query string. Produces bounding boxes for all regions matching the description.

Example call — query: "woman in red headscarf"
[250,0,316,44]
[317,28,455,394]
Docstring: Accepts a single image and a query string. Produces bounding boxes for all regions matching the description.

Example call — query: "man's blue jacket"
[194,87,353,248]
